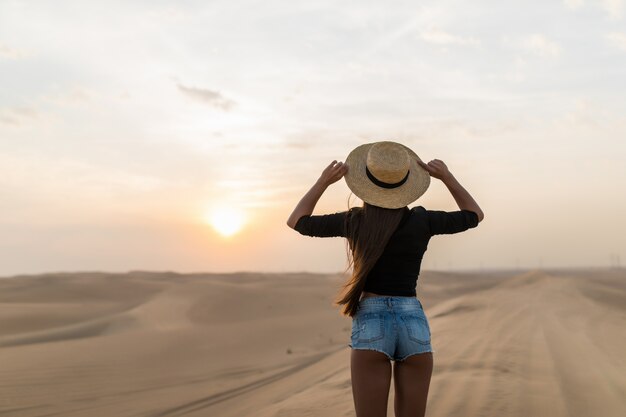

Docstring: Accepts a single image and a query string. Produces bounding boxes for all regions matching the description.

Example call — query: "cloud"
[606,31,626,50]
[0,43,29,60]
[502,34,561,58]
[144,5,188,22]
[358,7,457,58]
[551,97,620,131]
[563,0,585,9]
[0,87,92,127]
[0,107,38,126]
[559,98,600,127]
[520,34,561,57]
[418,28,481,46]
[601,0,623,19]
[0,115,19,126]
[176,83,236,111]
[42,88,92,106]
[493,55,528,84]
[563,0,623,19]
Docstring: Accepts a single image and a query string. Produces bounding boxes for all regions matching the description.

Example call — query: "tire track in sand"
[427,292,530,416]
[147,345,346,417]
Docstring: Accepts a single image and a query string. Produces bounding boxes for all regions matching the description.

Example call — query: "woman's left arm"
[286,160,349,229]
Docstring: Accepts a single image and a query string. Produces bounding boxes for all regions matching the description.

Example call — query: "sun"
[205,206,246,237]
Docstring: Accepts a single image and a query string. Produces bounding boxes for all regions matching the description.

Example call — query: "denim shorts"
[348,295,434,361]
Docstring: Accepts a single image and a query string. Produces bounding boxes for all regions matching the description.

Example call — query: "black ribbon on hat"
[365,165,410,189]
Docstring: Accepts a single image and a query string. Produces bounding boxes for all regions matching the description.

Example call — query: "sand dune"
[0,268,624,416]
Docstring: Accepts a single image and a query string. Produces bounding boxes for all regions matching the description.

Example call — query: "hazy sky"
[1,0,625,277]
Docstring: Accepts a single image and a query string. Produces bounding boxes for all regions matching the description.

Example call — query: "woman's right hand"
[417,158,452,181]
[418,157,484,222]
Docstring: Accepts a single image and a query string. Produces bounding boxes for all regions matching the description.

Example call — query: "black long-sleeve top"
[293,205,479,296]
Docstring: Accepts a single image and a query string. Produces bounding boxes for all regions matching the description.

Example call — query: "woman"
[286,141,484,417]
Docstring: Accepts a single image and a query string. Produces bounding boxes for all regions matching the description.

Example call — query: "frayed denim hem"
[396,348,435,362]
[349,346,395,361]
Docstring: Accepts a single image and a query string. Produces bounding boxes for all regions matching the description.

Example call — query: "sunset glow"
[206,207,246,237]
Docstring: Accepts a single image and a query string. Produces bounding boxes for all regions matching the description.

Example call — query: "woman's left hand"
[317,160,349,187]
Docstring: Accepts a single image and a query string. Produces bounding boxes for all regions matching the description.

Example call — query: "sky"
[1,0,625,277]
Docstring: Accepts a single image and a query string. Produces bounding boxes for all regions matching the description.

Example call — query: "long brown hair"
[333,195,407,318]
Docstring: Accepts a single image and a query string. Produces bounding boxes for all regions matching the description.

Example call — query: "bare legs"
[351,350,433,417]
[393,352,433,417]
[351,349,392,417]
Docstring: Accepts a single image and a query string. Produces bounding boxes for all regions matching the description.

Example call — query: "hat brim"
[344,142,430,209]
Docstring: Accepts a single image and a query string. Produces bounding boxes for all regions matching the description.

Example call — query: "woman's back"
[294,205,480,296]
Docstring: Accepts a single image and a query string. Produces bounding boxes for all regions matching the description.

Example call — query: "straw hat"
[344,141,430,209]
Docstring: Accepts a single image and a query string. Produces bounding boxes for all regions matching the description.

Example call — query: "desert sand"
[0,267,625,416]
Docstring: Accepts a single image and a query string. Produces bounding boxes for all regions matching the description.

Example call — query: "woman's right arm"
[418,159,484,222]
